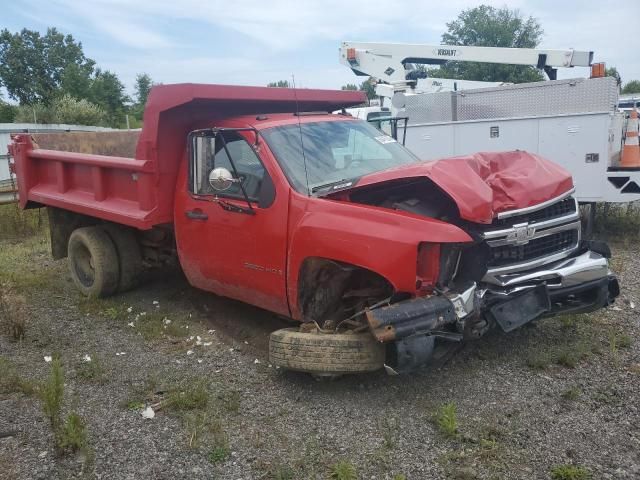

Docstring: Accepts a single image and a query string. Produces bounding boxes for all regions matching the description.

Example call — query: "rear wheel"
[269,328,384,374]
[68,226,120,298]
[101,224,143,292]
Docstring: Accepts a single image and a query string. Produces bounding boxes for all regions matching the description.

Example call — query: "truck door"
[174,129,290,317]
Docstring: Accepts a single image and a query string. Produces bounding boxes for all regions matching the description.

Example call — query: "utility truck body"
[10,83,619,374]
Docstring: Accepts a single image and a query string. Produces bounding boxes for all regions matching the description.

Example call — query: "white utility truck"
[339,42,640,206]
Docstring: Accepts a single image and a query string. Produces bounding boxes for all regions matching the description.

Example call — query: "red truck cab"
[10,84,619,375]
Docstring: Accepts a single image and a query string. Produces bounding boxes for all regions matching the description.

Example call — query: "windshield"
[261,120,419,194]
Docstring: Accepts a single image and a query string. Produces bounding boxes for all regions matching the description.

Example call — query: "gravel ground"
[1,233,639,480]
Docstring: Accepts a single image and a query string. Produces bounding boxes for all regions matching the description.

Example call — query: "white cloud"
[13,0,640,89]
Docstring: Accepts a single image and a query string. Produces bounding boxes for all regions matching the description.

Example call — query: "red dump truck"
[9,84,619,375]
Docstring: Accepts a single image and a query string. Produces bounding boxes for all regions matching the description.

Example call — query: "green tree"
[622,80,640,94]
[135,73,153,106]
[88,69,128,127]
[267,80,290,88]
[0,27,95,104]
[359,79,376,100]
[341,83,358,91]
[605,67,622,86]
[430,5,545,83]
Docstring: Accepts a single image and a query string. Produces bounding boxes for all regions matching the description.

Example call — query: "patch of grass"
[218,389,241,413]
[0,204,47,240]
[393,475,407,480]
[0,233,56,291]
[126,400,145,410]
[0,286,27,341]
[208,445,230,465]
[0,357,38,395]
[550,464,591,480]
[526,350,553,370]
[58,413,87,453]
[556,350,579,368]
[134,311,190,341]
[328,460,357,480]
[379,416,399,449]
[561,386,582,401]
[165,379,209,412]
[41,357,64,431]
[267,464,296,480]
[433,402,459,438]
[75,353,107,384]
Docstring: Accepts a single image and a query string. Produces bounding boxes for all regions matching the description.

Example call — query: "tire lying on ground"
[101,224,143,292]
[68,226,120,298]
[269,328,385,374]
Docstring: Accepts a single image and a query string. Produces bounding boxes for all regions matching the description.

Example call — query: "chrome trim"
[486,220,581,247]
[482,211,579,241]
[483,251,609,289]
[484,222,582,277]
[496,189,576,219]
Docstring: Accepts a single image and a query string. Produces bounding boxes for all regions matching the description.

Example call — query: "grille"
[492,197,577,228]
[488,229,579,268]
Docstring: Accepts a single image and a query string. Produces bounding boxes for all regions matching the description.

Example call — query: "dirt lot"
[1,210,639,480]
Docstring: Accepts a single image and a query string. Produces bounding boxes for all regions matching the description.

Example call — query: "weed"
[526,351,552,370]
[618,333,633,349]
[329,460,357,480]
[0,286,27,341]
[0,357,37,395]
[434,402,459,438]
[0,204,47,240]
[379,416,399,449]
[393,475,407,480]
[126,401,145,410]
[165,379,209,412]
[75,354,106,383]
[560,315,579,329]
[556,351,578,368]
[550,464,591,480]
[208,445,230,465]
[134,311,189,340]
[268,464,296,480]
[41,357,64,431]
[219,389,241,413]
[58,413,87,453]
[104,306,123,321]
[561,386,582,401]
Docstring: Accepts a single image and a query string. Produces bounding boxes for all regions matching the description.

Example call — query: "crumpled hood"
[351,151,574,224]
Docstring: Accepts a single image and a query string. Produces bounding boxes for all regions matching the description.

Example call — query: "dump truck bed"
[10,84,365,229]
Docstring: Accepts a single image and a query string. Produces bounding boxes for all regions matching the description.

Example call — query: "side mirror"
[209,167,238,191]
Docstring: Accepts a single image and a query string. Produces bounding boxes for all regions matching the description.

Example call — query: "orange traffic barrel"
[620,109,640,168]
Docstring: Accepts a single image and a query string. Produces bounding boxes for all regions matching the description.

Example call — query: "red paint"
[11,83,574,322]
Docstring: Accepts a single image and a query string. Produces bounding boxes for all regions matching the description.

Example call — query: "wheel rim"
[73,243,95,287]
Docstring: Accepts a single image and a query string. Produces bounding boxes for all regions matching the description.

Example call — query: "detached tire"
[269,328,384,374]
[101,224,143,292]
[68,226,120,298]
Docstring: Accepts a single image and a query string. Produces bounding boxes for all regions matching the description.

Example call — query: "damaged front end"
[365,191,620,374]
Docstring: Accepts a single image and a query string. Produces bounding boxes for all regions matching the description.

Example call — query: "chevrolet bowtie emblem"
[506,222,537,245]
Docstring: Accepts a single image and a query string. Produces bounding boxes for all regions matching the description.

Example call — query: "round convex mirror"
[209,167,235,191]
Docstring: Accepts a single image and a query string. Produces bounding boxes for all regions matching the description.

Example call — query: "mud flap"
[488,284,551,332]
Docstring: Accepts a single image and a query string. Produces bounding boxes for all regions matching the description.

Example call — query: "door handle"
[185,209,208,220]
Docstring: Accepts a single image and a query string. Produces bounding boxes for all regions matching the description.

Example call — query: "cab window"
[190,131,266,201]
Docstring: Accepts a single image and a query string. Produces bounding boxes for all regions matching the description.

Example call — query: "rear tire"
[68,226,120,298]
[269,328,384,374]
[101,224,143,292]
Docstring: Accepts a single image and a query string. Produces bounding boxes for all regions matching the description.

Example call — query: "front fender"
[286,197,472,319]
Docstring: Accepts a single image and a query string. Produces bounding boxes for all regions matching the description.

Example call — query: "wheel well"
[47,207,101,260]
[297,257,394,324]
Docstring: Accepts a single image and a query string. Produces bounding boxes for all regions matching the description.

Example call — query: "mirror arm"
[218,134,255,212]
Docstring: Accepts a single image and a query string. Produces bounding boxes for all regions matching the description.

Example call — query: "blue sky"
[3,0,639,96]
